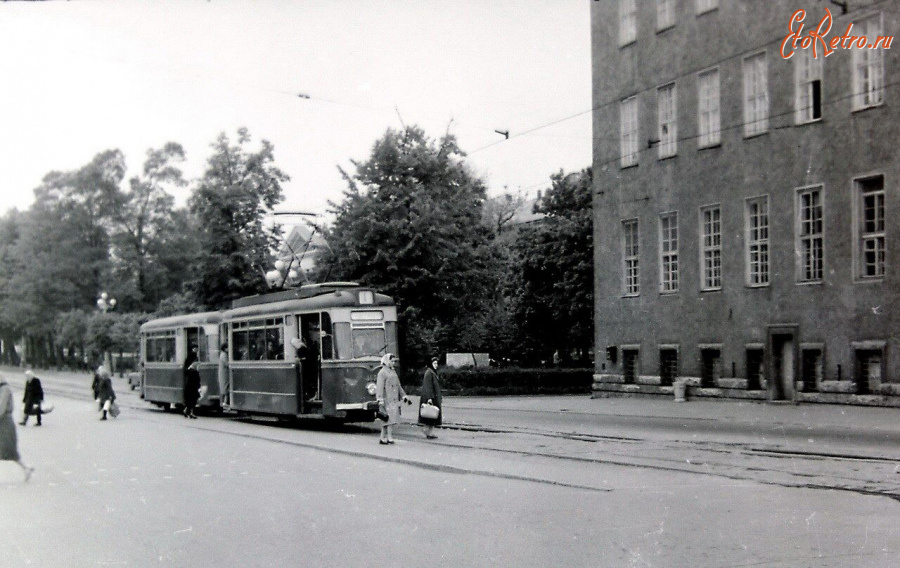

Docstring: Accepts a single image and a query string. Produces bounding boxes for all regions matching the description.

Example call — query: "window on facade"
[656,0,675,30]
[619,0,637,46]
[659,348,678,386]
[800,348,823,393]
[852,14,885,110]
[659,212,679,292]
[698,69,720,147]
[700,348,721,387]
[657,83,677,158]
[620,97,639,167]
[697,0,718,14]
[855,348,882,394]
[701,206,722,290]
[746,348,764,390]
[622,348,639,383]
[796,187,824,283]
[622,219,640,295]
[856,176,885,279]
[745,196,769,286]
[743,53,768,136]
[795,49,822,123]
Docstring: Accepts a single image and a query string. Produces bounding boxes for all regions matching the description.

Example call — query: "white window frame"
[620,96,639,167]
[622,219,640,296]
[700,205,722,290]
[657,83,677,158]
[852,13,885,111]
[659,212,679,293]
[696,0,718,15]
[619,0,637,46]
[794,48,823,124]
[854,175,886,280]
[743,52,768,136]
[745,196,770,287]
[656,0,675,31]
[698,69,720,148]
[795,185,825,283]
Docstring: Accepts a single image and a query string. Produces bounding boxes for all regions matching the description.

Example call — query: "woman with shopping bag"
[375,353,409,445]
[97,368,117,421]
[0,373,34,481]
[418,357,443,439]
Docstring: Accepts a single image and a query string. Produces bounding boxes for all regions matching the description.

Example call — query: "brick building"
[591,0,900,404]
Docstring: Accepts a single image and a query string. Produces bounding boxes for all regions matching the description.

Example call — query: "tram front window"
[352,328,386,359]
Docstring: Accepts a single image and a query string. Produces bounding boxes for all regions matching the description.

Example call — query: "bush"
[399,367,593,396]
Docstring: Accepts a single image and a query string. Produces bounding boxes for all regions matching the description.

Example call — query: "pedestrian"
[375,353,409,445]
[91,366,103,402]
[0,373,34,481]
[418,357,442,439]
[97,368,116,421]
[218,343,229,407]
[20,370,44,427]
[183,359,201,419]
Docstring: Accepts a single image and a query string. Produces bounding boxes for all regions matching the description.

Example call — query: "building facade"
[591,0,900,404]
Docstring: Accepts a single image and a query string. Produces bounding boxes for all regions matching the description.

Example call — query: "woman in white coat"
[376,353,409,444]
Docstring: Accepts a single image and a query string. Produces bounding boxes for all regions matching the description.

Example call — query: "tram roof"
[140,311,223,332]
[223,286,394,320]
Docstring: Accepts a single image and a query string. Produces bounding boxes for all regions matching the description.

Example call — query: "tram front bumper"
[336,402,378,411]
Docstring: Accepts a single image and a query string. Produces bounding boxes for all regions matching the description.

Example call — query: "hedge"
[399,367,593,396]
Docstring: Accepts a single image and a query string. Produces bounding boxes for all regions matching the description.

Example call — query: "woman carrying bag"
[418,357,442,439]
[376,353,409,445]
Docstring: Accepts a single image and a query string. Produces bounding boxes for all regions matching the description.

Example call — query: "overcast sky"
[0,0,590,218]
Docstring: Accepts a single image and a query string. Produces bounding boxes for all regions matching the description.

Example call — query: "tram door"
[297,314,322,404]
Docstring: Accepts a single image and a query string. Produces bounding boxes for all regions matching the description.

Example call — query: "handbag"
[109,401,121,418]
[419,402,440,420]
[375,403,389,422]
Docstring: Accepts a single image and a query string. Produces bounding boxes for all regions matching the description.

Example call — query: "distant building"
[591,1,900,405]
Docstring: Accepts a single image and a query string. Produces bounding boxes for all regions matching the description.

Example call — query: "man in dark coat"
[183,358,201,419]
[418,357,443,439]
[20,370,44,426]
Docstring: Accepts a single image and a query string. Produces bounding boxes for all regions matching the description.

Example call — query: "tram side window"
[333,323,351,360]
[320,312,334,360]
[147,334,176,363]
[232,325,249,361]
[265,324,284,360]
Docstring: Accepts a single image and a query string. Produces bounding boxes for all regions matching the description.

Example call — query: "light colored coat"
[376,366,406,425]
[0,378,21,461]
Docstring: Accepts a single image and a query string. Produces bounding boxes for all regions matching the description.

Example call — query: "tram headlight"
[366,382,377,396]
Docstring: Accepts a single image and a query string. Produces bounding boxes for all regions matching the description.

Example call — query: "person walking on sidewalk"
[418,357,442,439]
[97,368,116,420]
[376,353,409,445]
[20,370,44,427]
[0,373,34,481]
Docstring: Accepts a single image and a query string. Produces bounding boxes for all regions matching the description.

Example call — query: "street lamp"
[265,210,318,289]
[96,292,116,371]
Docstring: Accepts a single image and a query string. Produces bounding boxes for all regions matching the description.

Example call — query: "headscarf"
[380,353,394,367]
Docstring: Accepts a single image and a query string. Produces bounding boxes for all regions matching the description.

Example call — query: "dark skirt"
[417,404,442,426]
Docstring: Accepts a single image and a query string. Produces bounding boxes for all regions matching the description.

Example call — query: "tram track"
[15,372,900,499]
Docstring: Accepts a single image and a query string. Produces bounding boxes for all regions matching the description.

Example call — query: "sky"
[0,0,591,220]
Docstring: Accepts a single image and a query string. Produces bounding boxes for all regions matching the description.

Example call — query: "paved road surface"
[0,367,898,567]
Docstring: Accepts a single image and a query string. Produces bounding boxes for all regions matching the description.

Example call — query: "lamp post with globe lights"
[264,210,319,290]
[96,292,116,372]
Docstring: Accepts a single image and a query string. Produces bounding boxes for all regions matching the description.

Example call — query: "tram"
[221,282,398,421]
[139,311,224,411]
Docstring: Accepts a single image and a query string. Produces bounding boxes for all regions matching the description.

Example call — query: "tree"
[111,143,190,311]
[507,168,593,364]
[0,208,23,364]
[321,126,497,365]
[189,128,288,309]
[482,189,526,237]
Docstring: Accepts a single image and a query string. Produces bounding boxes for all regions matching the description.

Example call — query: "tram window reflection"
[233,330,249,361]
[333,323,351,360]
[265,327,284,360]
[352,328,386,359]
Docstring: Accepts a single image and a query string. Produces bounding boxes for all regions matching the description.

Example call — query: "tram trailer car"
[140,311,224,411]
[222,283,398,422]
